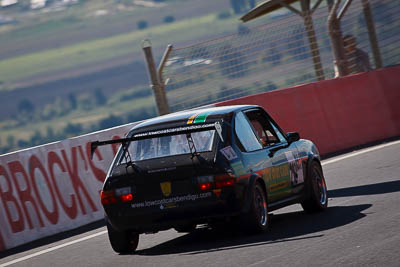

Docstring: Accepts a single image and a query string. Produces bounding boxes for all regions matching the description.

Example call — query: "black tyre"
[241,181,269,234]
[106,220,139,254]
[301,161,328,213]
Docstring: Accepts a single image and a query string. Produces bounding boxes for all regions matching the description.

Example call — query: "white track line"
[1,139,400,266]
[322,140,400,166]
[0,231,107,267]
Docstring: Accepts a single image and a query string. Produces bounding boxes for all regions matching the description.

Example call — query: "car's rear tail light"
[197,176,214,191]
[197,175,235,191]
[101,187,133,205]
[100,190,117,205]
[120,193,133,202]
[199,182,212,191]
[215,175,236,188]
[115,187,131,196]
[115,187,133,203]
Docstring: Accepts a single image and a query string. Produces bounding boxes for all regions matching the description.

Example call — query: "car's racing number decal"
[285,151,305,186]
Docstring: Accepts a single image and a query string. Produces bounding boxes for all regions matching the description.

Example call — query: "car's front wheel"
[241,181,269,234]
[301,161,328,213]
[106,220,139,254]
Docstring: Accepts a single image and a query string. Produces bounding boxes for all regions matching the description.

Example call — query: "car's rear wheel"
[241,181,269,234]
[301,161,328,213]
[106,220,139,254]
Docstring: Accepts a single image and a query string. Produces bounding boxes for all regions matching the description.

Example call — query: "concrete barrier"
[0,122,138,251]
[215,65,400,155]
[0,65,399,252]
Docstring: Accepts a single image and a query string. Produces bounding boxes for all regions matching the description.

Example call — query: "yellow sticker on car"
[160,182,172,197]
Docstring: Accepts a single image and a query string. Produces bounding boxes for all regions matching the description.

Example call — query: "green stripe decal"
[193,112,210,123]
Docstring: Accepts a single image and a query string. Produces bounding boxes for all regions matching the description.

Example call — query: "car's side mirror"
[287,132,300,143]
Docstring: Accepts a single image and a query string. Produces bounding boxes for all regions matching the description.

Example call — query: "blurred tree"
[249,0,255,9]
[217,86,247,100]
[126,107,156,122]
[164,15,175,23]
[68,93,78,110]
[231,0,245,14]
[264,81,278,91]
[119,88,151,102]
[288,30,309,61]
[218,11,232,20]
[137,20,148,30]
[99,114,123,129]
[189,46,210,60]
[56,97,69,116]
[79,97,95,111]
[218,44,247,78]
[6,135,15,147]
[17,99,35,115]
[263,42,282,65]
[64,123,83,136]
[230,0,254,14]
[46,127,55,141]
[17,139,29,148]
[94,88,107,106]
[30,130,43,146]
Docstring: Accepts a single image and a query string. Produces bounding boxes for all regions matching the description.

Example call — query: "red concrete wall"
[215,66,400,155]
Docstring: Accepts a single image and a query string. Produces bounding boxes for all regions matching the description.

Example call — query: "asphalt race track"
[1,140,400,267]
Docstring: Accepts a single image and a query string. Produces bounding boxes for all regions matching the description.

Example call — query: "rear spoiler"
[90,137,133,159]
[90,121,224,159]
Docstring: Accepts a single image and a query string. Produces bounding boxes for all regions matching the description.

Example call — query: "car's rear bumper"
[105,189,244,233]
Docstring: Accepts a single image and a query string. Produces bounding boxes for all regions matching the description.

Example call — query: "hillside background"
[0,0,274,154]
[0,0,397,154]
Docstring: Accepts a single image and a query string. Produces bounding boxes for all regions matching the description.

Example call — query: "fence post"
[303,11,325,81]
[361,0,383,69]
[157,44,173,107]
[328,0,349,77]
[142,40,170,116]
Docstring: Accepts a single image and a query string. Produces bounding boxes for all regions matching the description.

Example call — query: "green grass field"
[0,13,243,87]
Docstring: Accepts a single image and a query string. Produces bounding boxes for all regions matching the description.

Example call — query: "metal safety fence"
[155,0,399,113]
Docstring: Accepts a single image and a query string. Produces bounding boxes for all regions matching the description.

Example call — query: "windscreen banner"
[0,122,138,251]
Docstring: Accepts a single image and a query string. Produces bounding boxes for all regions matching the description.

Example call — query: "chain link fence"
[160,0,400,112]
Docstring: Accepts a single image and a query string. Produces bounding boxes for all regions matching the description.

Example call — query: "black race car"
[91,105,328,253]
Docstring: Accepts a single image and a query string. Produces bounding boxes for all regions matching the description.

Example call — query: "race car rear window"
[119,130,216,162]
